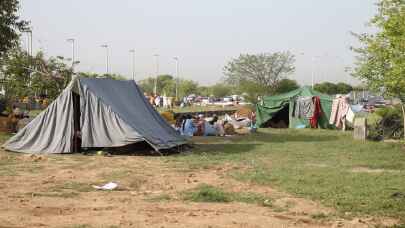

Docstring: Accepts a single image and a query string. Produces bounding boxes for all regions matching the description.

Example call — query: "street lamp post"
[23,29,33,87]
[24,30,33,56]
[153,54,159,95]
[66,38,75,72]
[129,49,135,81]
[101,44,109,75]
[311,56,321,88]
[173,57,179,100]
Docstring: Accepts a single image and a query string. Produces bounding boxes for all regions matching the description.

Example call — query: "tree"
[138,76,199,99]
[138,74,176,96]
[336,82,353,94]
[197,86,212,97]
[0,0,28,59]
[178,79,199,98]
[313,82,353,95]
[211,83,233,98]
[274,79,299,94]
[351,0,405,138]
[2,48,73,100]
[223,52,295,102]
[352,0,405,97]
[314,82,338,95]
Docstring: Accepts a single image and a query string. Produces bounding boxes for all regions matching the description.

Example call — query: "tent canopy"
[3,77,187,154]
[256,86,333,128]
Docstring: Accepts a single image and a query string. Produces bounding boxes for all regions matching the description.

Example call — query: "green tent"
[256,86,333,128]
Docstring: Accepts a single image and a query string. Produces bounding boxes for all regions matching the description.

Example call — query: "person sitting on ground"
[194,114,206,136]
[181,114,197,137]
[12,105,23,118]
[223,120,236,135]
[174,115,185,133]
[203,116,219,136]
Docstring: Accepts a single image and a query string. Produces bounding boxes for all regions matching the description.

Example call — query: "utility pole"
[129,49,135,81]
[153,54,159,95]
[173,57,179,100]
[25,30,33,56]
[101,44,109,75]
[66,38,75,72]
[23,29,33,87]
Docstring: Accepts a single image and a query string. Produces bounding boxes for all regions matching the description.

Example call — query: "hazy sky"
[19,0,377,85]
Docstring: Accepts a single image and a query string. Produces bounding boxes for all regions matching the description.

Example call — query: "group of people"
[174,114,236,137]
[144,93,174,109]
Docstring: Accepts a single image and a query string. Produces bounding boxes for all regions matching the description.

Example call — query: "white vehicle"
[223,97,233,102]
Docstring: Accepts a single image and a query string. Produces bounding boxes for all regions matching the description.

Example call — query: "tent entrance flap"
[72,92,81,153]
[264,104,289,128]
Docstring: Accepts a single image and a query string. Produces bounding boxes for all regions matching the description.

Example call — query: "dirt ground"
[0,151,398,228]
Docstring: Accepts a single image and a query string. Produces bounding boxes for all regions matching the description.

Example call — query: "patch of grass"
[167,129,405,220]
[311,212,331,220]
[64,225,92,228]
[99,169,133,181]
[0,132,12,143]
[0,153,44,176]
[183,184,231,203]
[182,184,272,207]
[28,192,79,198]
[49,182,93,193]
[145,194,172,202]
[128,177,147,190]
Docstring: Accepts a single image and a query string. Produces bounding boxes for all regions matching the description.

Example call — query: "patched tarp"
[256,86,333,128]
[3,78,187,154]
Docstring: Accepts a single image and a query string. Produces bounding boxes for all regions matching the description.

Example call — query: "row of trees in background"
[1,46,356,104]
[313,82,353,95]
[0,0,358,105]
[138,75,301,101]
[1,47,355,103]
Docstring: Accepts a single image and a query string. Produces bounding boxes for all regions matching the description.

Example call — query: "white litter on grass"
[92,182,118,190]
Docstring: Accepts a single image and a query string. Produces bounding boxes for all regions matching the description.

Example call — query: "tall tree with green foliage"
[274,79,300,94]
[0,0,28,59]
[352,0,405,138]
[314,82,353,95]
[223,52,295,103]
[138,75,199,99]
[1,48,73,100]
[211,83,233,98]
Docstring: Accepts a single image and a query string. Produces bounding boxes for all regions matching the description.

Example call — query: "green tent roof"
[256,86,333,128]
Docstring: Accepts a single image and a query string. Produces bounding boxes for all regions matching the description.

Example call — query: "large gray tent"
[3,77,187,154]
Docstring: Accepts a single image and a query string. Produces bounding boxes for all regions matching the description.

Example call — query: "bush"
[367,106,404,140]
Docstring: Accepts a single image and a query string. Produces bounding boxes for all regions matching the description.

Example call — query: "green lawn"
[168,128,405,220]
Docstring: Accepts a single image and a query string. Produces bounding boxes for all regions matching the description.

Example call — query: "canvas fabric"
[3,78,187,154]
[256,86,333,129]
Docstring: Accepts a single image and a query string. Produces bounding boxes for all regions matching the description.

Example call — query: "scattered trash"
[96,150,111,156]
[92,182,118,190]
